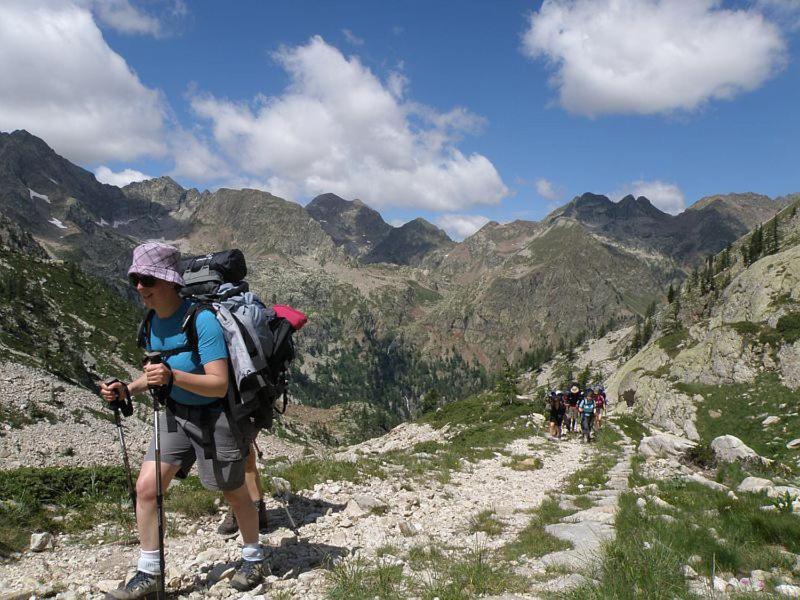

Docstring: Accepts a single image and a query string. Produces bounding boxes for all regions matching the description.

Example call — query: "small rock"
[30,532,53,552]
[650,496,673,509]
[354,494,387,513]
[682,565,698,579]
[737,477,773,493]
[95,580,124,593]
[398,521,415,537]
[343,499,367,518]
[713,576,729,592]
[762,416,781,426]
[658,514,677,523]
[776,584,800,598]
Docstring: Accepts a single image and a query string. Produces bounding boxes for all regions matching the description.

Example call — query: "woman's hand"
[99,380,125,403]
[144,363,172,387]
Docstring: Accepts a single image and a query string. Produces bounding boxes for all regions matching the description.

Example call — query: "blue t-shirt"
[146,299,228,406]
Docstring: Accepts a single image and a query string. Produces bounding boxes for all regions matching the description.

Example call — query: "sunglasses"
[129,274,157,288]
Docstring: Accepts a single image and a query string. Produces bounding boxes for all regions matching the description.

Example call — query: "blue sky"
[1,0,798,239]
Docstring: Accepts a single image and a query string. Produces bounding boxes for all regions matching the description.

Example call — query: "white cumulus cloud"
[189,36,508,211]
[535,178,562,201]
[95,165,152,186]
[436,214,491,241]
[85,0,161,35]
[0,0,167,163]
[613,180,685,214]
[523,0,787,116]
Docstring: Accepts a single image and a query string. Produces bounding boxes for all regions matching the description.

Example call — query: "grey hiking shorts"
[143,403,250,492]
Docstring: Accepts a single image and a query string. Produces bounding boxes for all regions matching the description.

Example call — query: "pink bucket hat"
[128,242,185,286]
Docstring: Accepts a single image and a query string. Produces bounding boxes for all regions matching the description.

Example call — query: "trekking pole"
[105,378,137,511]
[271,477,299,534]
[144,351,167,600]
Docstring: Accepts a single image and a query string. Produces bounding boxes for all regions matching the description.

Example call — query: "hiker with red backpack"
[99,243,265,598]
[593,385,606,430]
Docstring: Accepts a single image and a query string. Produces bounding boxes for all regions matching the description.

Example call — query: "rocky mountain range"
[0,128,795,416]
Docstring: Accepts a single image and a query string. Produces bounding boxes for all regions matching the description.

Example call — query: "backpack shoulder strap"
[136,309,156,350]
[181,301,216,354]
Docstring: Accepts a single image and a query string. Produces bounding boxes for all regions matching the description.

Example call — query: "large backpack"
[136,249,307,432]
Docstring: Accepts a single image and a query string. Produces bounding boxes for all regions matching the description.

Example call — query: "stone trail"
[0,426,589,599]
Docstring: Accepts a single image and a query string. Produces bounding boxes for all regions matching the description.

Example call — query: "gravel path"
[0,426,585,599]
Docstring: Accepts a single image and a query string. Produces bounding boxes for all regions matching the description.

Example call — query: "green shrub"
[729,321,760,336]
[686,443,716,469]
[776,312,800,343]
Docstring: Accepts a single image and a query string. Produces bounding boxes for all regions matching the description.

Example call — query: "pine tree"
[421,389,440,414]
[577,364,591,389]
[495,360,519,405]
[748,224,764,264]
[767,217,779,255]
[667,284,675,304]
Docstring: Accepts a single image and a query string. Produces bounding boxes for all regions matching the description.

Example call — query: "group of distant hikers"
[546,384,607,443]
[98,242,306,599]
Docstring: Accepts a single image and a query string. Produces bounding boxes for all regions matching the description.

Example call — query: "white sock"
[242,543,264,562]
[138,549,161,575]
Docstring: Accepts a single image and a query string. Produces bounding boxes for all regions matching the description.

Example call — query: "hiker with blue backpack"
[100,242,303,598]
[577,388,597,443]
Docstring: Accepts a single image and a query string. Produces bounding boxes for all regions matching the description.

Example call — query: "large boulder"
[639,433,697,459]
[710,435,761,464]
[737,477,773,494]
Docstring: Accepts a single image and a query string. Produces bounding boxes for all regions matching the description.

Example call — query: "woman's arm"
[144,359,229,398]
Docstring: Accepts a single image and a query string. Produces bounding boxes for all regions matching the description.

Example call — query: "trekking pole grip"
[104,378,133,417]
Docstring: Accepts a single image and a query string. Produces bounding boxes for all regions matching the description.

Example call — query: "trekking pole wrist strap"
[105,378,133,416]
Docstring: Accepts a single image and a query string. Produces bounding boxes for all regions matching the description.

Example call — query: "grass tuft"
[468,510,504,536]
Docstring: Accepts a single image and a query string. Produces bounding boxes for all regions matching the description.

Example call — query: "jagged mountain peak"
[306,192,392,258]
[362,215,454,266]
[123,176,188,212]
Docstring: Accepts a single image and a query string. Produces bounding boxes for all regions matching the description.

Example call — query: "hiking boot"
[105,570,161,599]
[230,559,266,591]
[257,499,268,532]
[217,509,238,537]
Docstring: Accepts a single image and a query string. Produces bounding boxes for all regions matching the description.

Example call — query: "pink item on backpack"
[274,304,308,330]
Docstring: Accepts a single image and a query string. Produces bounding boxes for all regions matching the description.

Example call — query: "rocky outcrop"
[639,433,697,459]
[669,327,761,385]
[710,435,762,464]
[607,343,700,440]
[711,244,800,328]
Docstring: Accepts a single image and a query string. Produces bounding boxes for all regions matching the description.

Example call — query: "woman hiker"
[548,392,566,440]
[593,386,606,430]
[99,242,265,598]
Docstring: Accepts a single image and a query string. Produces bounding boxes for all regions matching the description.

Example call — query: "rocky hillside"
[606,198,800,458]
